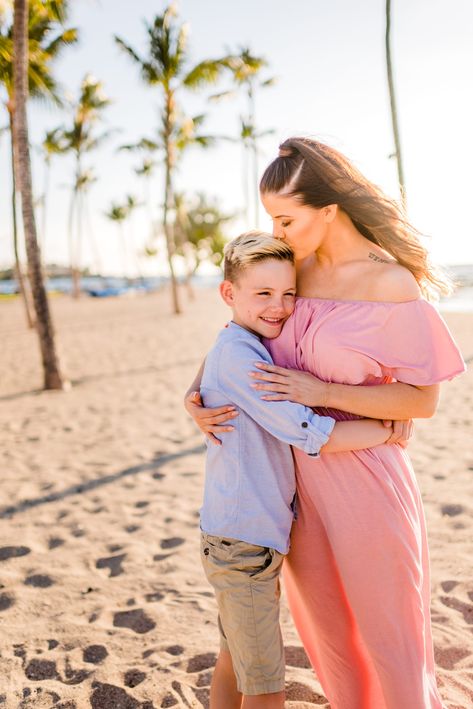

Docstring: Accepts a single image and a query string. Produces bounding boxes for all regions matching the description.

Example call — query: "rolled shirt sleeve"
[216,336,335,457]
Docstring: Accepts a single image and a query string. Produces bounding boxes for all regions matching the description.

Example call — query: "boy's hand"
[184,391,238,446]
[383,419,414,447]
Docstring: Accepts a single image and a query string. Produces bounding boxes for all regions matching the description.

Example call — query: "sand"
[0,288,472,709]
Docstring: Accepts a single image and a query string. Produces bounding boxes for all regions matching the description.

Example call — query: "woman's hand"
[249,362,329,407]
[184,391,238,446]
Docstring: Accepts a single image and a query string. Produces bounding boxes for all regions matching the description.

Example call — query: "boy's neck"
[229,318,262,340]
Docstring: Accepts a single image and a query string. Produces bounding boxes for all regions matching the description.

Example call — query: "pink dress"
[266,297,465,709]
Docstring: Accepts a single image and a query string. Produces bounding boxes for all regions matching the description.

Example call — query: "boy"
[199,231,394,708]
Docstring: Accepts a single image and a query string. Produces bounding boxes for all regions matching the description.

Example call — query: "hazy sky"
[1,0,472,275]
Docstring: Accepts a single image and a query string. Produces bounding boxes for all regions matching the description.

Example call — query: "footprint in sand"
[434,645,471,670]
[145,591,165,602]
[125,524,140,534]
[83,644,108,664]
[186,652,217,673]
[153,554,172,562]
[0,592,15,611]
[135,501,150,509]
[113,609,156,634]
[0,546,30,561]
[161,695,178,708]
[440,596,473,624]
[24,658,59,681]
[441,504,464,517]
[196,671,212,687]
[90,682,141,709]
[165,645,184,656]
[48,537,65,550]
[285,645,311,669]
[160,537,185,550]
[61,657,91,685]
[24,574,54,588]
[124,668,146,687]
[152,472,165,480]
[96,554,127,577]
[285,681,327,704]
[441,580,458,592]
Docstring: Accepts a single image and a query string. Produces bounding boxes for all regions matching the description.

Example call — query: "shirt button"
[301,421,308,428]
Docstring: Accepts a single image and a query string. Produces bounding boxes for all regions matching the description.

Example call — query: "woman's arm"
[322,418,406,453]
[184,360,238,445]
[249,363,439,419]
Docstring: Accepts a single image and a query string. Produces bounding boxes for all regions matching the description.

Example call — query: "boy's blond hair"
[224,230,294,283]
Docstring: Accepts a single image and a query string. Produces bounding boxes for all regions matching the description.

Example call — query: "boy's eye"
[281,220,292,228]
[257,291,271,296]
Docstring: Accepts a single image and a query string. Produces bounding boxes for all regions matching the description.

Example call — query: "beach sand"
[0,289,472,708]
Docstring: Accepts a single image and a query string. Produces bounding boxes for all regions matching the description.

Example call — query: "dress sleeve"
[378,299,466,385]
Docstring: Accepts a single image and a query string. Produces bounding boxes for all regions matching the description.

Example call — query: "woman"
[185,137,465,708]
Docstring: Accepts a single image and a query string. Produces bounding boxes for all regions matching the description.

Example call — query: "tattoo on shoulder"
[368,251,391,264]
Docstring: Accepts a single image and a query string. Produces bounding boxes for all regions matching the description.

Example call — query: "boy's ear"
[219,280,235,306]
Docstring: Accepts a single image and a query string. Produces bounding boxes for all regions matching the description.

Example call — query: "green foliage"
[0,0,78,104]
[174,193,234,272]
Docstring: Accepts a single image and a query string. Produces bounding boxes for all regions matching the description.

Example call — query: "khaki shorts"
[200,531,285,695]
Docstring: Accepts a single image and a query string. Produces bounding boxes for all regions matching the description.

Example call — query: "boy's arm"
[322,419,392,453]
[218,339,335,457]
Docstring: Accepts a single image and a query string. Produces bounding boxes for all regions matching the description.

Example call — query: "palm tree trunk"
[68,183,80,298]
[248,83,260,228]
[12,0,65,390]
[163,91,181,314]
[385,0,406,207]
[41,155,51,254]
[9,108,35,328]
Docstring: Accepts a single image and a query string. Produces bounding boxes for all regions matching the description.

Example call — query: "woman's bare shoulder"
[368,261,421,302]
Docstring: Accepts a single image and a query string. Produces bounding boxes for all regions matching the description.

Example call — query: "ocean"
[1,267,472,312]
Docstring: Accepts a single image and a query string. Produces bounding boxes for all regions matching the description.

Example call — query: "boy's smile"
[220,259,296,339]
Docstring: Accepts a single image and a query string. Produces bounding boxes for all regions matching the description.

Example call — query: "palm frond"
[183,59,226,88]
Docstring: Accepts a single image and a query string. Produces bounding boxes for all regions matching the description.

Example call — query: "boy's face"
[220,259,296,339]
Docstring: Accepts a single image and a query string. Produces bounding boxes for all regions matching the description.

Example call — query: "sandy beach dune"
[0,289,472,708]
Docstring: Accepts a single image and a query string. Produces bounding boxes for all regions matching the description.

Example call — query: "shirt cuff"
[303,414,335,457]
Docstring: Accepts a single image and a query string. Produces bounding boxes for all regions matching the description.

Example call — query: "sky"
[1,0,473,276]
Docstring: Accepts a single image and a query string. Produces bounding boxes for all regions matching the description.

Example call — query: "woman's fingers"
[249,369,289,384]
[253,362,290,376]
[250,382,289,393]
[260,394,288,401]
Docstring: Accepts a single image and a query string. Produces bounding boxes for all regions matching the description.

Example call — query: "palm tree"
[213,47,275,227]
[385,0,406,206]
[12,0,65,390]
[115,4,228,314]
[105,202,128,278]
[61,74,111,296]
[0,0,78,325]
[105,195,144,281]
[40,126,66,254]
[174,192,233,296]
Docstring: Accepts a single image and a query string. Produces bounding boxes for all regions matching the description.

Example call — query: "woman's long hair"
[260,137,452,299]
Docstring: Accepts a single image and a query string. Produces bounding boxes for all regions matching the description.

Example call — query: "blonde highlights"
[260,137,452,299]
[224,230,294,283]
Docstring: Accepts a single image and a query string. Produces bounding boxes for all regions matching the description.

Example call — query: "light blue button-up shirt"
[200,321,335,554]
